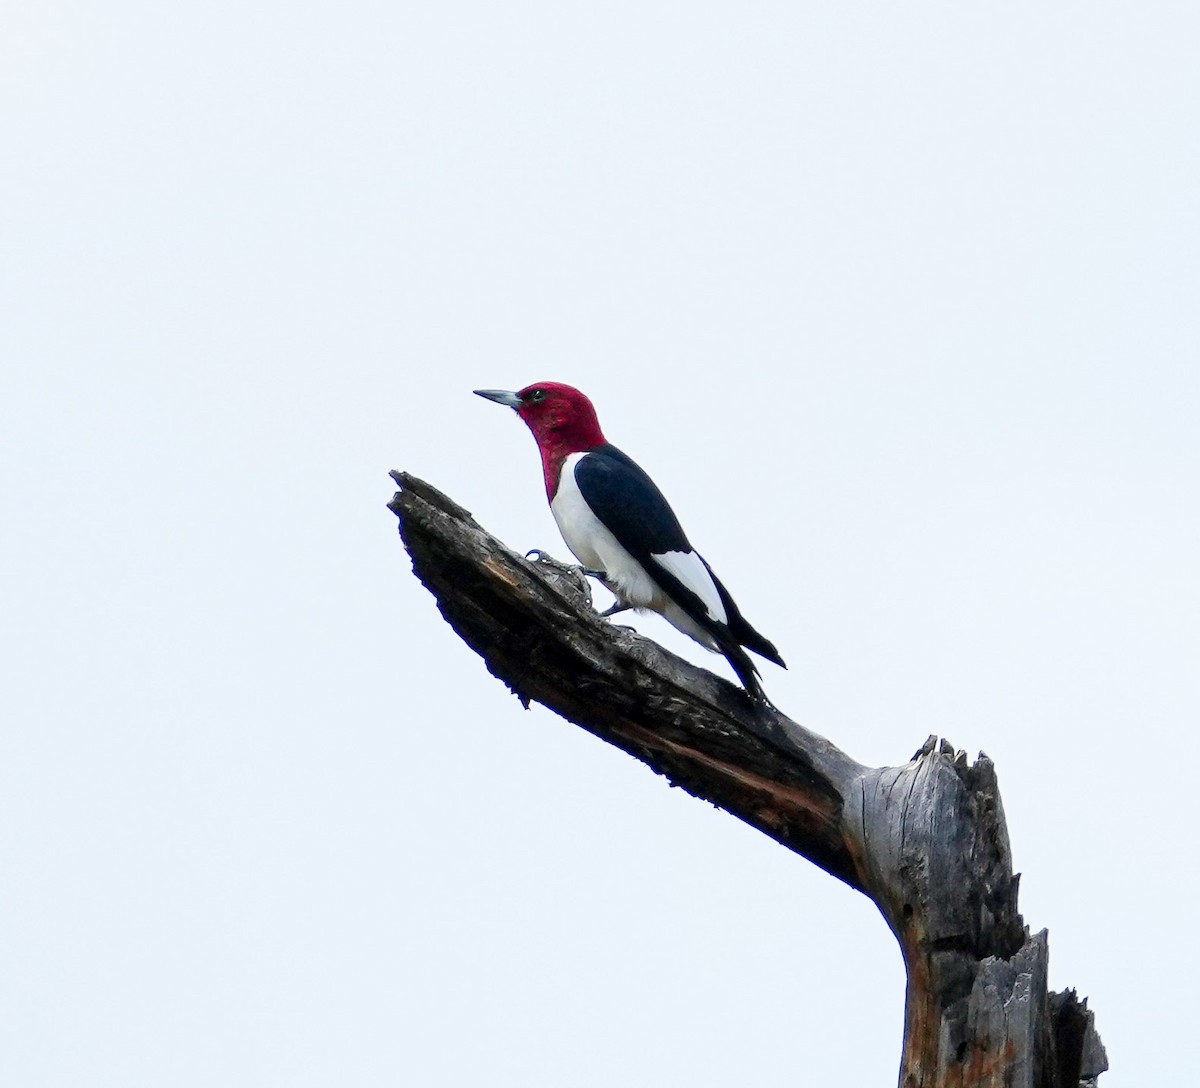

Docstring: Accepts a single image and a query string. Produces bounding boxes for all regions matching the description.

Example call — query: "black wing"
[573,445,784,677]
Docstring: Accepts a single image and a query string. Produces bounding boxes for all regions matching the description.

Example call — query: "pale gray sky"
[2,4,1197,1085]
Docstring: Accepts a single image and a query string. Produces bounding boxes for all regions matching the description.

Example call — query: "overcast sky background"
[2,3,1197,1085]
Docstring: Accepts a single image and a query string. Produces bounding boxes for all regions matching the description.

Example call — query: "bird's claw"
[526,550,608,584]
[524,549,597,604]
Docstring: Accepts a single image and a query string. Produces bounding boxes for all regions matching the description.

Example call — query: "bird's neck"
[536,436,604,501]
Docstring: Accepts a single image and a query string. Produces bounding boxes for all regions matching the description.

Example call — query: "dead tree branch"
[388,471,1107,1088]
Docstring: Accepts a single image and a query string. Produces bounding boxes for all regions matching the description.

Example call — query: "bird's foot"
[524,550,607,604]
[525,550,610,585]
[525,549,602,574]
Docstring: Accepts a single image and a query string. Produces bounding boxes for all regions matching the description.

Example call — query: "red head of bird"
[474,382,607,498]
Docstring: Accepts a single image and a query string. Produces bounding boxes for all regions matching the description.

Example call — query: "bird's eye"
[526,389,546,403]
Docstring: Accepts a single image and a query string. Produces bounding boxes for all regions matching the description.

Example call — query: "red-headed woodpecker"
[474,382,786,702]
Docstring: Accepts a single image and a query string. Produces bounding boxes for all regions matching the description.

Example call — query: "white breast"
[550,454,660,607]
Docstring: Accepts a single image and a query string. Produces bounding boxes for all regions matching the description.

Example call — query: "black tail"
[717,637,771,704]
[703,557,788,672]
[699,569,784,704]
[731,614,786,669]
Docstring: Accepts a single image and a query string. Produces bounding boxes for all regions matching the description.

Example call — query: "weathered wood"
[390,472,864,887]
[389,471,1108,1087]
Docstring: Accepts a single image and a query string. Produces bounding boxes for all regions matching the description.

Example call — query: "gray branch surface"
[389,471,1107,1088]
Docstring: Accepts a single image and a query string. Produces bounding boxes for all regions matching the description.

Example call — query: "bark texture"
[389,471,1108,1088]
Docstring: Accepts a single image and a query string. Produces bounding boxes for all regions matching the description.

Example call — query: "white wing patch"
[650,550,727,625]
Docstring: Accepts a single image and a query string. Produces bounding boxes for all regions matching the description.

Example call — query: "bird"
[474,382,786,702]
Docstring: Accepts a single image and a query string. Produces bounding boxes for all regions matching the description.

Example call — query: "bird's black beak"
[474,389,524,409]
